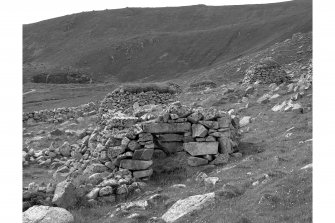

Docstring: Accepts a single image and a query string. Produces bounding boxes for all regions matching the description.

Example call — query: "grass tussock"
[120,82,178,94]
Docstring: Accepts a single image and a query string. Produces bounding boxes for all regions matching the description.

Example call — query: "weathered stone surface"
[138,133,153,142]
[187,157,208,166]
[210,153,229,165]
[58,142,71,157]
[120,160,153,170]
[198,121,219,129]
[217,117,231,128]
[218,136,232,154]
[23,205,74,223]
[153,149,167,159]
[142,122,191,134]
[86,188,100,200]
[133,168,153,178]
[239,116,251,127]
[158,141,184,154]
[157,134,184,142]
[192,124,208,138]
[107,115,138,128]
[161,193,215,222]
[184,142,218,156]
[132,149,154,160]
[107,146,125,159]
[83,163,108,175]
[52,180,77,209]
[187,112,203,124]
[167,102,192,118]
[128,140,140,151]
[195,137,206,142]
[99,186,114,196]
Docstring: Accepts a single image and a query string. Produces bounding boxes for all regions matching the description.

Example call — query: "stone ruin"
[23,101,241,210]
[99,88,176,114]
[242,57,291,85]
[23,87,176,125]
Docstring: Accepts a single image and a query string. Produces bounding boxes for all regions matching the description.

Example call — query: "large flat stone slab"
[23,205,74,223]
[184,142,218,156]
[161,193,215,223]
[120,159,153,170]
[142,123,191,134]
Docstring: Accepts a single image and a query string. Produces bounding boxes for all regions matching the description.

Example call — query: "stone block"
[132,149,154,160]
[133,168,153,178]
[184,142,218,156]
[192,124,208,138]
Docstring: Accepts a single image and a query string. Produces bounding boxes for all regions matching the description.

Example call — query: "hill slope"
[23,0,312,83]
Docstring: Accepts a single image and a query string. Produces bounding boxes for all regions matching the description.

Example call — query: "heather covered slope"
[23,0,312,83]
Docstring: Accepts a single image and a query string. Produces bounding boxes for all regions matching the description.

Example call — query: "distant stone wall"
[23,102,97,124]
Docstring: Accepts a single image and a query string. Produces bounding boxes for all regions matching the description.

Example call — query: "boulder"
[120,160,153,170]
[184,142,218,156]
[52,180,77,209]
[187,157,208,166]
[128,140,140,151]
[161,193,215,222]
[142,123,191,134]
[23,205,74,223]
[192,124,208,138]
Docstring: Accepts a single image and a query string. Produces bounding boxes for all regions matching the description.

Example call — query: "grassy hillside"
[23,0,312,83]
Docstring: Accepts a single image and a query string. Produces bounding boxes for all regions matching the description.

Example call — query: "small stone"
[116,184,128,195]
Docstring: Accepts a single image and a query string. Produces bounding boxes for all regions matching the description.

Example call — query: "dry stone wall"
[99,89,175,114]
[23,102,97,124]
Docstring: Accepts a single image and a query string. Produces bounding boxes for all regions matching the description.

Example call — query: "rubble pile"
[242,57,291,85]
[23,102,97,124]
